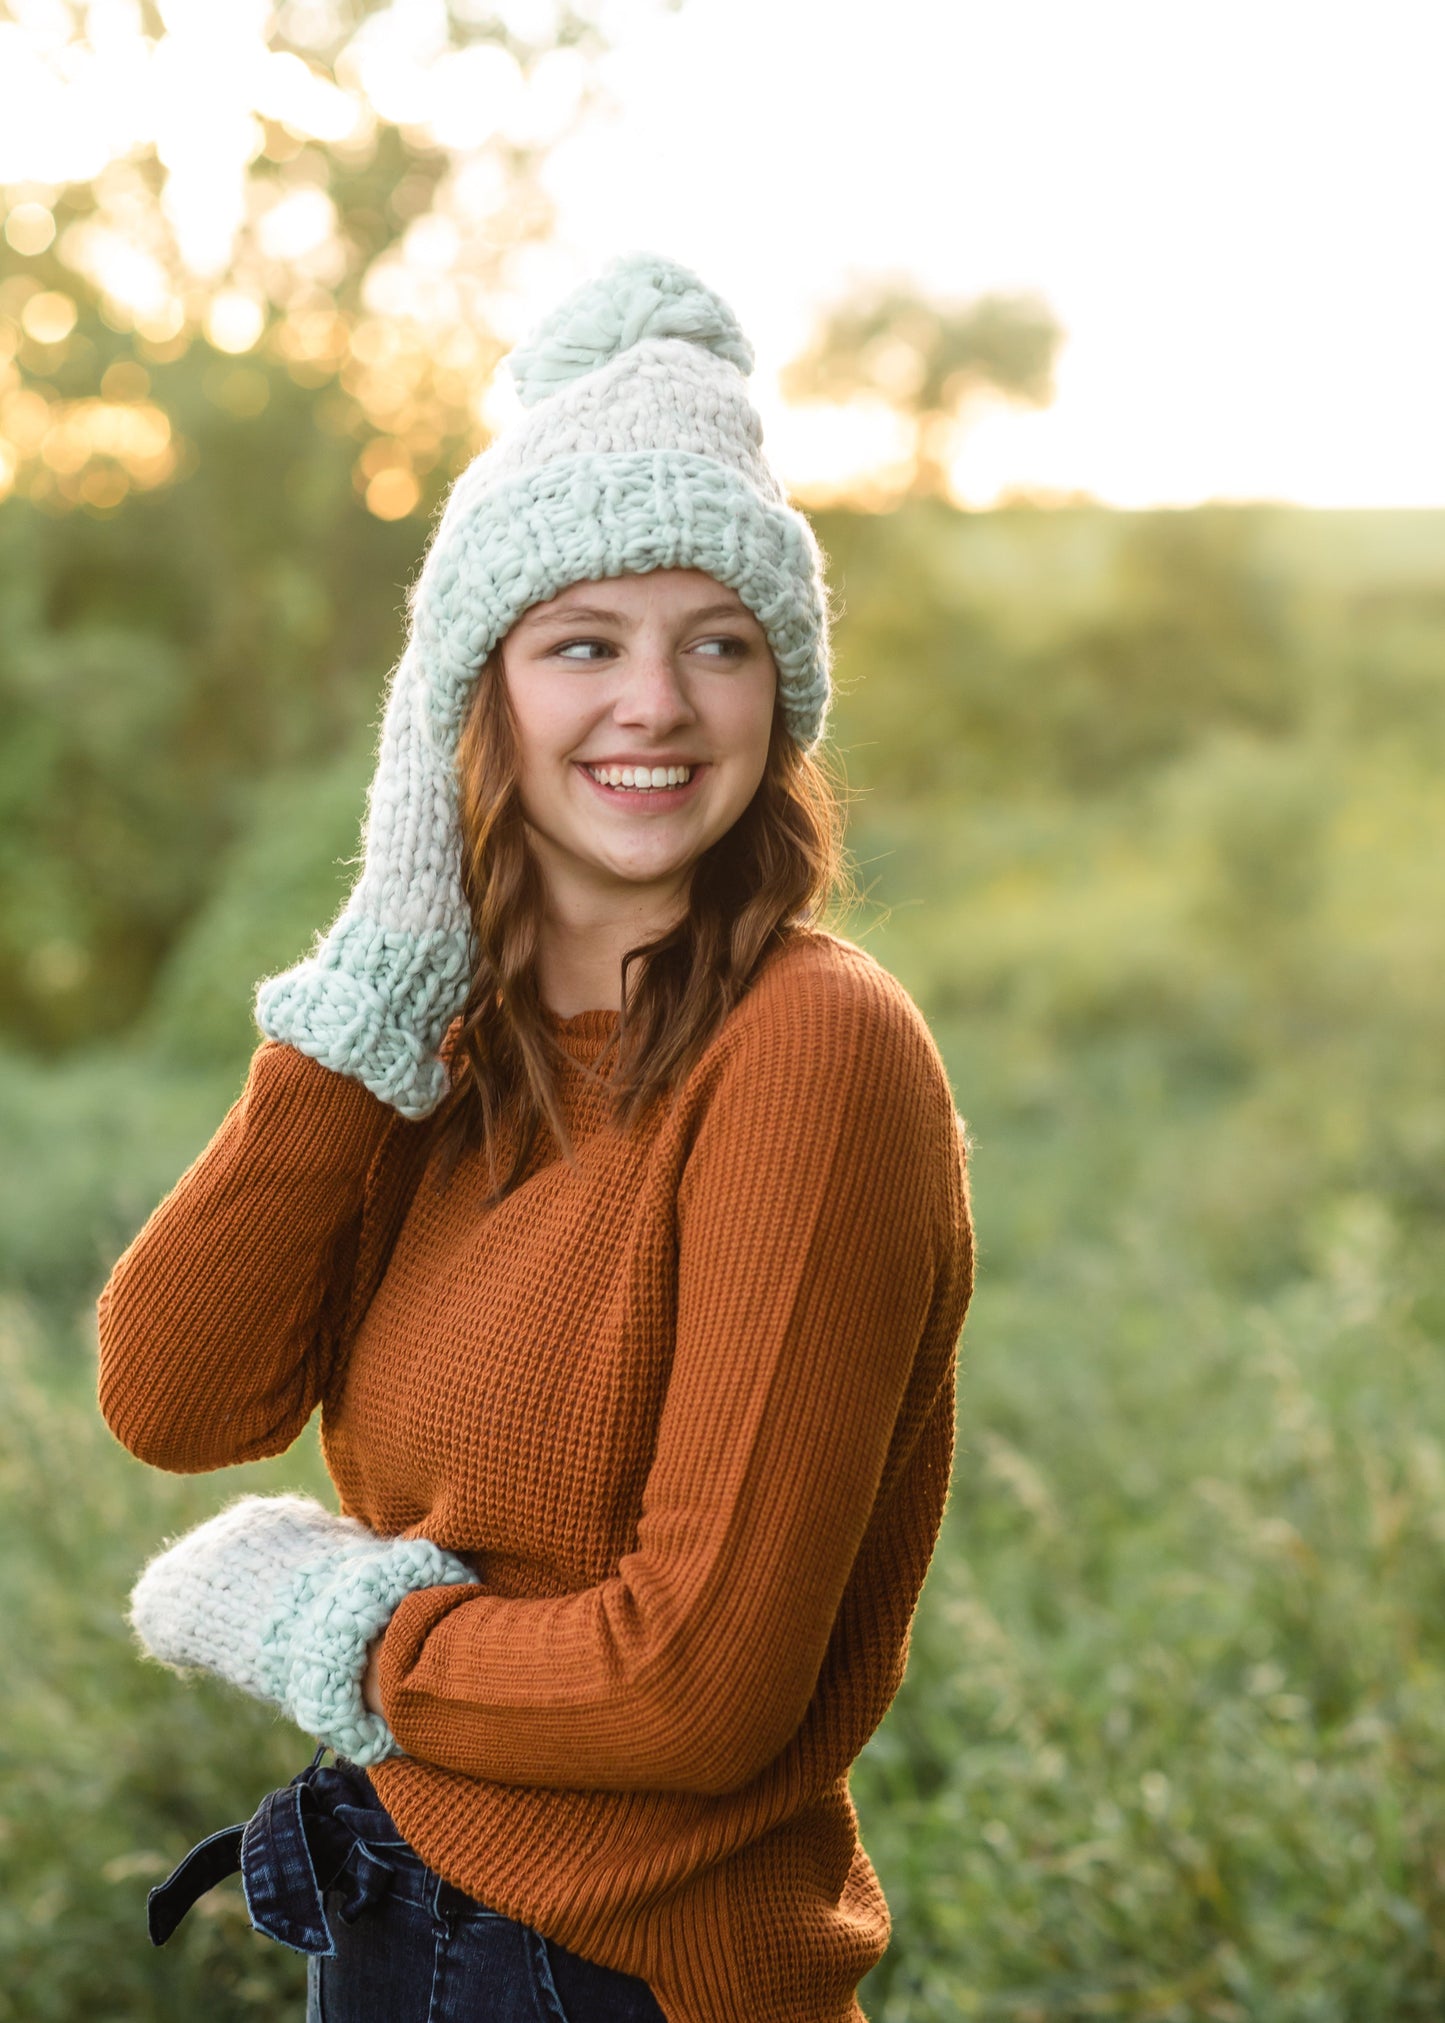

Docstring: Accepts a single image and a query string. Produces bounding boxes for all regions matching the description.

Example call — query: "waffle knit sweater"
[97,929,974,2023]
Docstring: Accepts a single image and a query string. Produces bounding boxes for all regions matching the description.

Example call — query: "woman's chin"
[587,851,701,893]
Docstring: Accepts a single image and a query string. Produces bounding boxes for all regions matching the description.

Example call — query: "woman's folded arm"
[375,962,973,1794]
[97,1039,427,1473]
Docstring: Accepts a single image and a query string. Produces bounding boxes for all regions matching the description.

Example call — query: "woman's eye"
[550,635,750,662]
[554,639,615,662]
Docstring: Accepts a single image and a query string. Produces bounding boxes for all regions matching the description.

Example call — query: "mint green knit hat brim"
[412,451,832,755]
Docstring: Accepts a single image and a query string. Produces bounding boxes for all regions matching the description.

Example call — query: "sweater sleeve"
[375,961,971,1796]
[96,1040,432,1473]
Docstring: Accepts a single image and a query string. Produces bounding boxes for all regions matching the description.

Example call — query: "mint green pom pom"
[507,251,755,408]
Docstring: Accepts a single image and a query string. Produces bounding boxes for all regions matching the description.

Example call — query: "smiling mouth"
[577,762,706,801]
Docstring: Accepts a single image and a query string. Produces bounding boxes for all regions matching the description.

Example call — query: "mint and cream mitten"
[128,1494,476,1767]
[253,635,473,1122]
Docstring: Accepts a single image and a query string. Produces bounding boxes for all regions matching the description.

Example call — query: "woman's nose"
[614,648,698,728]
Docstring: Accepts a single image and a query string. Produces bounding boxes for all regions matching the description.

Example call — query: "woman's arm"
[373,960,974,1795]
[97,1039,433,1473]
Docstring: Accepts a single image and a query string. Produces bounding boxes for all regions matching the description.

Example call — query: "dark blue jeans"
[148,1752,668,2023]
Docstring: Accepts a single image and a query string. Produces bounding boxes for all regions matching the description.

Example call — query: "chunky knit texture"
[99,929,974,2023]
[252,252,831,1121]
[128,1493,476,1766]
[506,254,755,405]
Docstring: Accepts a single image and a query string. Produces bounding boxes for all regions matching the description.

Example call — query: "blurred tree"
[0,0,676,1052]
[0,340,429,1050]
[0,0,677,513]
[782,280,1061,498]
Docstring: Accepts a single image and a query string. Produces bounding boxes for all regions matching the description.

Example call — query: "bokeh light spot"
[4,202,55,256]
[364,466,419,519]
[79,463,129,510]
[21,291,78,344]
[100,360,151,401]
[205,291,266,354]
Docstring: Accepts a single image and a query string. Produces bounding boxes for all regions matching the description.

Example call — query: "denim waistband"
[147,1747,421,1957]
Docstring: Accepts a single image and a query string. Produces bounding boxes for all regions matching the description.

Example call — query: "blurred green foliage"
[0,334,434,1049]
[1,470,1443,2018]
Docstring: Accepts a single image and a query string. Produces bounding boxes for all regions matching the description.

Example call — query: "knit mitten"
[128,1494,476,1766]
[253,641,474,1120]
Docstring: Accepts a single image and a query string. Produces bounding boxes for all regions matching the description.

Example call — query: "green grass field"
[3,503,1442,2020]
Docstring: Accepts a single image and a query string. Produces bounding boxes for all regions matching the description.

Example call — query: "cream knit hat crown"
[409,250,832,753]
[255,252,830,1118]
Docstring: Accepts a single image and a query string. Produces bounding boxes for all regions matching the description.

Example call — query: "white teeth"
[586,764,693,791]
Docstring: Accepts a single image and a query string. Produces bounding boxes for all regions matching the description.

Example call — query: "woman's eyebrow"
[686,603,756,625]
[521,605,626,628]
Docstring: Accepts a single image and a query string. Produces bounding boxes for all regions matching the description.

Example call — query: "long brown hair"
[426,641,856,1202]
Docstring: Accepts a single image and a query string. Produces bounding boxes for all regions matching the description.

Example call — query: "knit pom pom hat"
[252,254,832,1118]
[410,250,832,753]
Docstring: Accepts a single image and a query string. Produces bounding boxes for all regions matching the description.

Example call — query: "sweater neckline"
[542,1004,621,1060]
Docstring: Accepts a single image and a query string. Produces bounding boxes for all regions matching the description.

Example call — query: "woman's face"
[499,569,778,921]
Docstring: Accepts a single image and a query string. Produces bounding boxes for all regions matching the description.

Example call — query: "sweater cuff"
[254,920,472,1121]
[243,1035,401,1165]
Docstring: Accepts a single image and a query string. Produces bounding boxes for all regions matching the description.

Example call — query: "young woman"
[98,255,975,2023]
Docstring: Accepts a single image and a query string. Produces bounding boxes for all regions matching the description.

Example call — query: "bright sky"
[534,0,1445,507]
[3,0,1444,507]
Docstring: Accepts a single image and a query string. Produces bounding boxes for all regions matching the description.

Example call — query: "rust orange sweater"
[97,929,974,2023]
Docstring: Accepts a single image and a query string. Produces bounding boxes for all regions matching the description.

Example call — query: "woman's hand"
[361,1636,386,1718]
[128,1495,476,1765]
